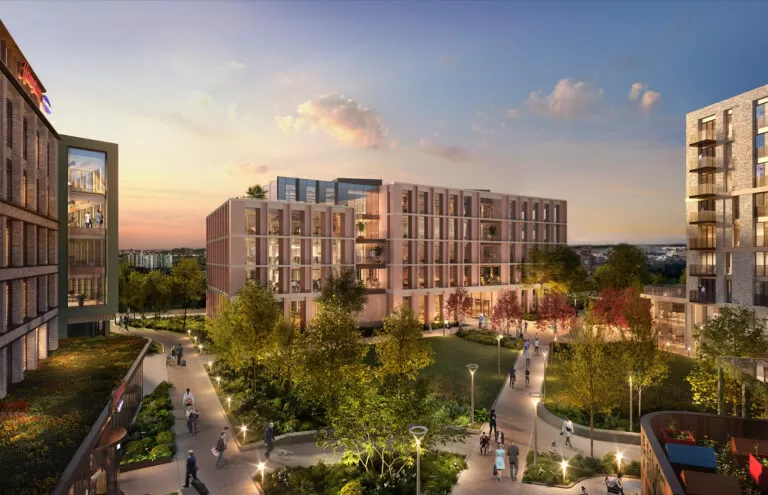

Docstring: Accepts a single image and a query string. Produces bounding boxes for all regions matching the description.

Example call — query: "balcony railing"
[480,277,502,286]
[688,155,720,172]
[688,264,716,276]
[687,183,720,198]
[688,237,716,250]
[759,116,768,130]
[356,255,384,264]
[687,210,716,224]
[312,228,323,236]
[690,289,716,304]
[758,175,768,188]
[757,206,768,218]
[755,294,768,307]
[481,254,499,263]
[759,146,768,161]
[689,130,716,147]
[434,280,443,288]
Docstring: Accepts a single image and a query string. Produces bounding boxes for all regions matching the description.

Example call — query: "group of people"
[508,335,541,390]
[480,409,519,482]
[117,314,131,329]
[168,343,184,367]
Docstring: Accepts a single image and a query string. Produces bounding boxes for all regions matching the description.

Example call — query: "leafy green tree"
[126,271,147,318]
[144,271,173,317]
[376,306,434,382]
[172,257,204,331]
[317,267,368,314]
[593,244,649,291]
[293,303,367,407]
[118,262,133,312]
[260,317,300,388]
[524,246,586,293]
[246,184,267,199]
[564,312,621,456]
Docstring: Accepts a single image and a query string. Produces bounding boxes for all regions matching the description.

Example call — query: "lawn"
[422,335,519,413]
[0,334,147,494]
[544,347,699,431]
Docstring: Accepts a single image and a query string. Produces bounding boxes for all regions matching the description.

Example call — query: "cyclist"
[508,367,516,388]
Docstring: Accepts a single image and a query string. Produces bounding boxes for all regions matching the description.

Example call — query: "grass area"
[130,315,206,334]
[423,335,519,413]
[262,452,466,494]
[522,450,639,485]
[544,347,698,431]
[0,335,147,494]
[120,382,175,465]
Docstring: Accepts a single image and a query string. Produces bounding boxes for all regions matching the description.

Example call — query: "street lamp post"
[409,425,428,495]
[543,350,549,369]
[529,392,542,466]
[216,376,221,389]
[466,364,479,425]
[496,334,503,375]
[628,373,633,433]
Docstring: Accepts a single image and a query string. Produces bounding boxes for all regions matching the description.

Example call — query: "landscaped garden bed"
[130,314,206,334]
[522,450,639,486]
[662,428,696,446]
[696,437,762,494]
[455,329,524,350]
[261,452,466,494]
[0,335,147,495]
[120,381,175,470]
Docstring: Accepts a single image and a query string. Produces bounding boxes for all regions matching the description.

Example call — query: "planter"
[749,453,768,492]
[662,428,696,446]
[119,455,173,473]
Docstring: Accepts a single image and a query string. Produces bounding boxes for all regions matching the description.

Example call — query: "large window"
[758,133,767,160]
[757,252,768,277]
[5,159,11,201]
[758,103,767,130]
[67,148,107,307]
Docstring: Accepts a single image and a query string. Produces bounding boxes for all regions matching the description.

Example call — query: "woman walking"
[494,444,506,481]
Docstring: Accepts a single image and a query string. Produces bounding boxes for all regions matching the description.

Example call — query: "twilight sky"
[3,2,768,248]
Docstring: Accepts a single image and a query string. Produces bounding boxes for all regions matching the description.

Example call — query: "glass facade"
[67,147,107,306]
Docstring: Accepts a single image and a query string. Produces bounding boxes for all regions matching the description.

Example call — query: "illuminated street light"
[561,458,568,483]
[529,392,543,466]
[409,425,428,495]
[241,424,248,442]
[543,350,549,368]
[466,364,479,425]
[628,373,633,433]
[687,346,691,357]
[187,329,191,335]
[227,397,232,412]
[616,452,623,473]
[216,376,221,388]
[257,461,266,485]
[496,334,503,375]
[665,341,671,351]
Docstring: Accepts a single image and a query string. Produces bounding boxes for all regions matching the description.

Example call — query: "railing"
[480,207,496,219]
[312,256,322,264]
[688,237,716,249]
[292,226,303,236]
[402,279,411,288]
[759,115,768,130]
[690,290,716,304]
[687,210,716,223]
[333,230,345,238]
[312,228,323,236]
[688,264,717,276]
[291,256,301,265]
[356,255,384,264]
[434,280,443,288]
[362,279,381,289]
[759,145,768,161]
[688,155,720,172]
[689,130,716,145]
[755,294,768,307]
[267,256,280,265]
[481,255,498,263]
[758,176,768,188]
[757,206,768,218]
[643,285,686,298]
[480,278,502,286]
[687,183,720,198]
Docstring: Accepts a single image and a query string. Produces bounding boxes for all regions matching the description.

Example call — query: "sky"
[3,1,768,248]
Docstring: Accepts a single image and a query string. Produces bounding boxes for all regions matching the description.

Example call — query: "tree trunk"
[589,405,595,457]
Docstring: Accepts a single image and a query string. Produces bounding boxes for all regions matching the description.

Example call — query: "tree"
[376,306,434,381]
[144,271,173,317]
[686,306,768,414]
[125,271,147,318]
[260,317,300,388]
[246,184,267,199]
[293,303,367,407]
[445,287,473,329]
[539,292,576,336]
[593,244,649,291]
[118,262,133,312]
[172,257,204,332]
[563,313,621,456]
[317,267,368,314]
[591,287,652,337]
[490,290,523,335]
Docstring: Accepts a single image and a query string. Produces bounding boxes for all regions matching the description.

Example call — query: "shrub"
[149,444,173,460]
[474,407,490,423]
[455,329,523,350]
[156,431,173,445]
[121,381,175,465]
[523,312,539,321]
[339,480,363,495]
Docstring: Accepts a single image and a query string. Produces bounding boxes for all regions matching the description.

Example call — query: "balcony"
[688,237,716,250]
[480,276,502,286]
[688,264,716,277]
[481,253,499,264]
[689,131,716,147]
[755,294,768,307]
[688,155,720,173]
[690,289,716,304]
[757,206,768,218]
[757,175,768,188]
[759,116,768,130]
[267,256,281,265]
[687,183,720,199]
[687,210,716,224]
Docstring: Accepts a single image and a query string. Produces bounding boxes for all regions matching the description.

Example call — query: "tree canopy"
[445,287,473,327]
[490,289,523,334]
[317,267,368,314]
[172,257,205,330]
[523,246,587,294]
[593,244,649,291]
[246,184,267,199]
[376,306,434,381]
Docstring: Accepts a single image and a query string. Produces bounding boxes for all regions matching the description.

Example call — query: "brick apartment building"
[206,176,567,327]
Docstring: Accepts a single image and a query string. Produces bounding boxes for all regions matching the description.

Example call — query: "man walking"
[215,430,227,468]
[508,367,516,388]
[534,335,540,355]
[183,450,197,487]
[562,417,574,447]
[507,442,520,481]
[488,408,497,437]
[264,422,275,459]
[176,343,184,366]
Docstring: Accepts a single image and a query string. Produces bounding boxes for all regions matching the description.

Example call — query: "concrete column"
[10,338,23,383]
[25,328,38,371]
[37,322,48,360]
[48,317,58,350]
[11,220,23,267]
[0,347,7,398]
[48,273,57,310]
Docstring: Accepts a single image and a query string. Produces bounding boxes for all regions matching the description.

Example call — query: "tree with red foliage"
[445,287,473,330]
[490,290,523,335]
[591,287,652,338]
[539,292,576,336]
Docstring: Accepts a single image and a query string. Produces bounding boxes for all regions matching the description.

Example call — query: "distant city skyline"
[3,2,767,248]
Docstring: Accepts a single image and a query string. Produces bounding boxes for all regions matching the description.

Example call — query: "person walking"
[215,430,227,468]
[525,366,530,387]
[523,339,530,357]
[264,422,275,460]
[183,450,198,487]
[488,408,497,437]
[508,367,516,388]
[176,344,184,366]
[479,431,489,455]
[507,442,520,481]
[523,321,528,335]
[534,335,540,355]
[562,417,574,447]
[496,428,505,446]
[183,388,195,407]
[494,444,506,482]
[84,212,91,228]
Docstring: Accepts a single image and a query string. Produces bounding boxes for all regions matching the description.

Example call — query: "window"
[758,103,767,130]
[35,132,39,168]
[306,185,316,203]
[699,119,715,140]
[463,196,472,217]
[5,283,10,327]
[543,204,549,221]
[5,159,11,201]
[532,202,538,220]
[6,100,12,148]
[758,162,768,188]
[448,195,457,215]
[21,171,26,207]
[510,200,516,219]
[22,224,26,266]
[434,193,443,215]
[733,196,739,220]
[726,253,732,275]
[758,133,767,160]
[285,183,296,202]
[757,252,768,277]
[22,119,27,160]
[22,279,27,319]
[726,109,733,140]
[3,225,9,267]
[554,204,560,222]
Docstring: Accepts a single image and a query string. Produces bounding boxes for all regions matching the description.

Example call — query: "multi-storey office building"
[208,176,567,326]
[0,20,60,398]
[685,84,768,328]
[58,135,118,337]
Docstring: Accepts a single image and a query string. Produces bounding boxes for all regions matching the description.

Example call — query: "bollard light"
[241,424,248,442]
[561,458,568,483]
[617,452,623,473]
[257,461,266,484]
[216,376,221,388]
[227,396,232,411]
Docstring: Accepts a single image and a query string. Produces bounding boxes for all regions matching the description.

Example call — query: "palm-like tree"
[246,184,267,199]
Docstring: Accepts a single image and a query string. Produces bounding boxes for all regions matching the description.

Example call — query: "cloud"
[628,82,646,100]
[471,123,496,136]
[277,93,386,148]
[418,138,473,163]
[526,79,606,120]
[389,140,398,149]
[228,103,237,121]
[640,90,661,110]
[229,60,245,70]
[506,108,521,118]
[227,163,270,178]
